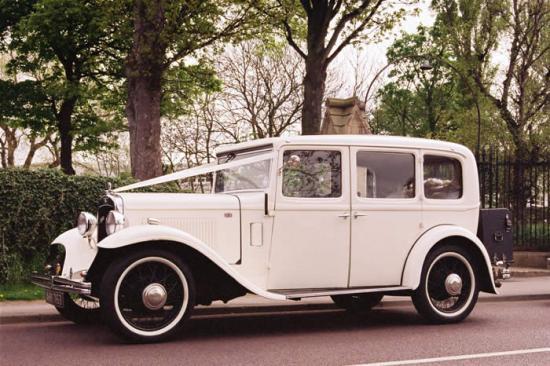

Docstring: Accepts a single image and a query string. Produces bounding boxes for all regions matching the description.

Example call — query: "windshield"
[214,145,273,193]
[214,159,271,193]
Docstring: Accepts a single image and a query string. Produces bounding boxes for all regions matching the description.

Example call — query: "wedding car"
[32,135,511,342]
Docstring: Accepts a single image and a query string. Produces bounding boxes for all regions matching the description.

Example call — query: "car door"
[349,147,422,287]
[267,146,351,290]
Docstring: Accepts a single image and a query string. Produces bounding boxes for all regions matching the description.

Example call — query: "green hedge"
[0,169,134,284]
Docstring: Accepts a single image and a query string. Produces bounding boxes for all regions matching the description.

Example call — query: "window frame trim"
[352,147,420,202]
[421,151,466,202]
[277,145,348,202]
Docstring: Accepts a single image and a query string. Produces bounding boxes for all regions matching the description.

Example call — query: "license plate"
[45,289,64,308]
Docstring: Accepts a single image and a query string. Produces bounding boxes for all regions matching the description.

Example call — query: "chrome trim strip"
[271,285,409,299]
[31,274,92,295]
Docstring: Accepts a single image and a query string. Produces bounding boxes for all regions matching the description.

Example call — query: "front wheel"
[56,294,100,324]
[412,245,479,323]
[100,250,195,343]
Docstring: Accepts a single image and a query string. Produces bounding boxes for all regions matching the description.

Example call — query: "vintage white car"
[32,135,511,342]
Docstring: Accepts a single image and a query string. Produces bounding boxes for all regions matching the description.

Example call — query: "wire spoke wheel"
[102,251,195,342]
[115,257,187,333]
[426,255,472,313]
[69,294,100,310]
[412,245,479,323]
[56,293,100,324]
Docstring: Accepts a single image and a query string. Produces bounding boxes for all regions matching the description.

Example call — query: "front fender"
[52,228,98,277]
[97,225,286,300]
[401,225,497,294]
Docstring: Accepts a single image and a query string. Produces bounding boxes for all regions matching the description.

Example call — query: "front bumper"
[31,273,92,295]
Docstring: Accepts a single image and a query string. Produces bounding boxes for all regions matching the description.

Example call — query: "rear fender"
[401,225,497,294]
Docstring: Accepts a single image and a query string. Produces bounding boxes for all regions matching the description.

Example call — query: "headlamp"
[77,212,97,237]
[106,210,125,235]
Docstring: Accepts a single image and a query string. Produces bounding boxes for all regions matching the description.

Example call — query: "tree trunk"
[0,137,6,168]
[510,131,533,221]
[301,7,329,136]
[58,98,77,175]
[23,135,50,169]
[23,136,38,169]
[125,0,166,180]
[47,139,61,168]
[3,127,18,167]
[302,57,327,135]
[126,75,163,179]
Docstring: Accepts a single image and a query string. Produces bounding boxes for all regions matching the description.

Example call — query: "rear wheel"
[412,245,479,323]
[56,294,100,324]
[331,293,383,312]
[100,250,195,343]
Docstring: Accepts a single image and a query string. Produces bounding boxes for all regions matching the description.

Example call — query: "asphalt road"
[1,299,549,366]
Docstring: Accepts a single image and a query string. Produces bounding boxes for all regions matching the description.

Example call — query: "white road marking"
[350,347,550,366]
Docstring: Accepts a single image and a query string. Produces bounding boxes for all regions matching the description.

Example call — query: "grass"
[0,282,44,302]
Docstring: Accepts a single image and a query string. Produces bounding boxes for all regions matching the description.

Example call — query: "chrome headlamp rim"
[109,194,124,214]
[106,210,125,235]
[77,212,97,237]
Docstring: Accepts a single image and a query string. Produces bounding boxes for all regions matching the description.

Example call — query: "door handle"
[353,212,367,219]
[338,213,351,219]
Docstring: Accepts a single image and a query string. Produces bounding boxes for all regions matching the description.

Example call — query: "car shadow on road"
[5,304,489,346]
[180,306,429,341]
[80,306,430,344]
[104,304,487,344]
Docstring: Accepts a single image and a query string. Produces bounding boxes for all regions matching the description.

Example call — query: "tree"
[433,0,549,214]
[373,84,422,135]
[125,0,252,180]
[377,28,460,137]
[0,78,55,168]
[161,42,304,175]
[161,94,217,192]
[1,0,127,174]
[216,42,303,140]
[259,0,408,134]
[371,24,511,150]
[433,0,549,162]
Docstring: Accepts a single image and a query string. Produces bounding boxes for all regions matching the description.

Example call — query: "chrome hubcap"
[444,273,463,296]
[142,283,167,310]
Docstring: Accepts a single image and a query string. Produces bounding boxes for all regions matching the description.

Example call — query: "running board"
[269,286,410,300]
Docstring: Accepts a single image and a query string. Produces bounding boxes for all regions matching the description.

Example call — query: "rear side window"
[282,150,342,198]
[356,151,415,199]
[423,155,463,199]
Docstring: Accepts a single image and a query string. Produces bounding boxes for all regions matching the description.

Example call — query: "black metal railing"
[478,147,550,250]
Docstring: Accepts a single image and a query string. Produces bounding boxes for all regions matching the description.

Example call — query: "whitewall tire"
[412,245,479,323]
[100,250,195,342]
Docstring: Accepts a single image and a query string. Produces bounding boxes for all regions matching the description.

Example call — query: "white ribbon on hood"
[114,152,274,193]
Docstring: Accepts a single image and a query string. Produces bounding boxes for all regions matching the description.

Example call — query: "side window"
[356,151,415,199]
[282,150,341,198]
[423,155,463,199]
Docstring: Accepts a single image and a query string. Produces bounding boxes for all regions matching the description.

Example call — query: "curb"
[510,270,550,278]
[2,293,549,325]
[0,314,63,325]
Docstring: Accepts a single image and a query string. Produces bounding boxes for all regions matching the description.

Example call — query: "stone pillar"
[320,96,372,135]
